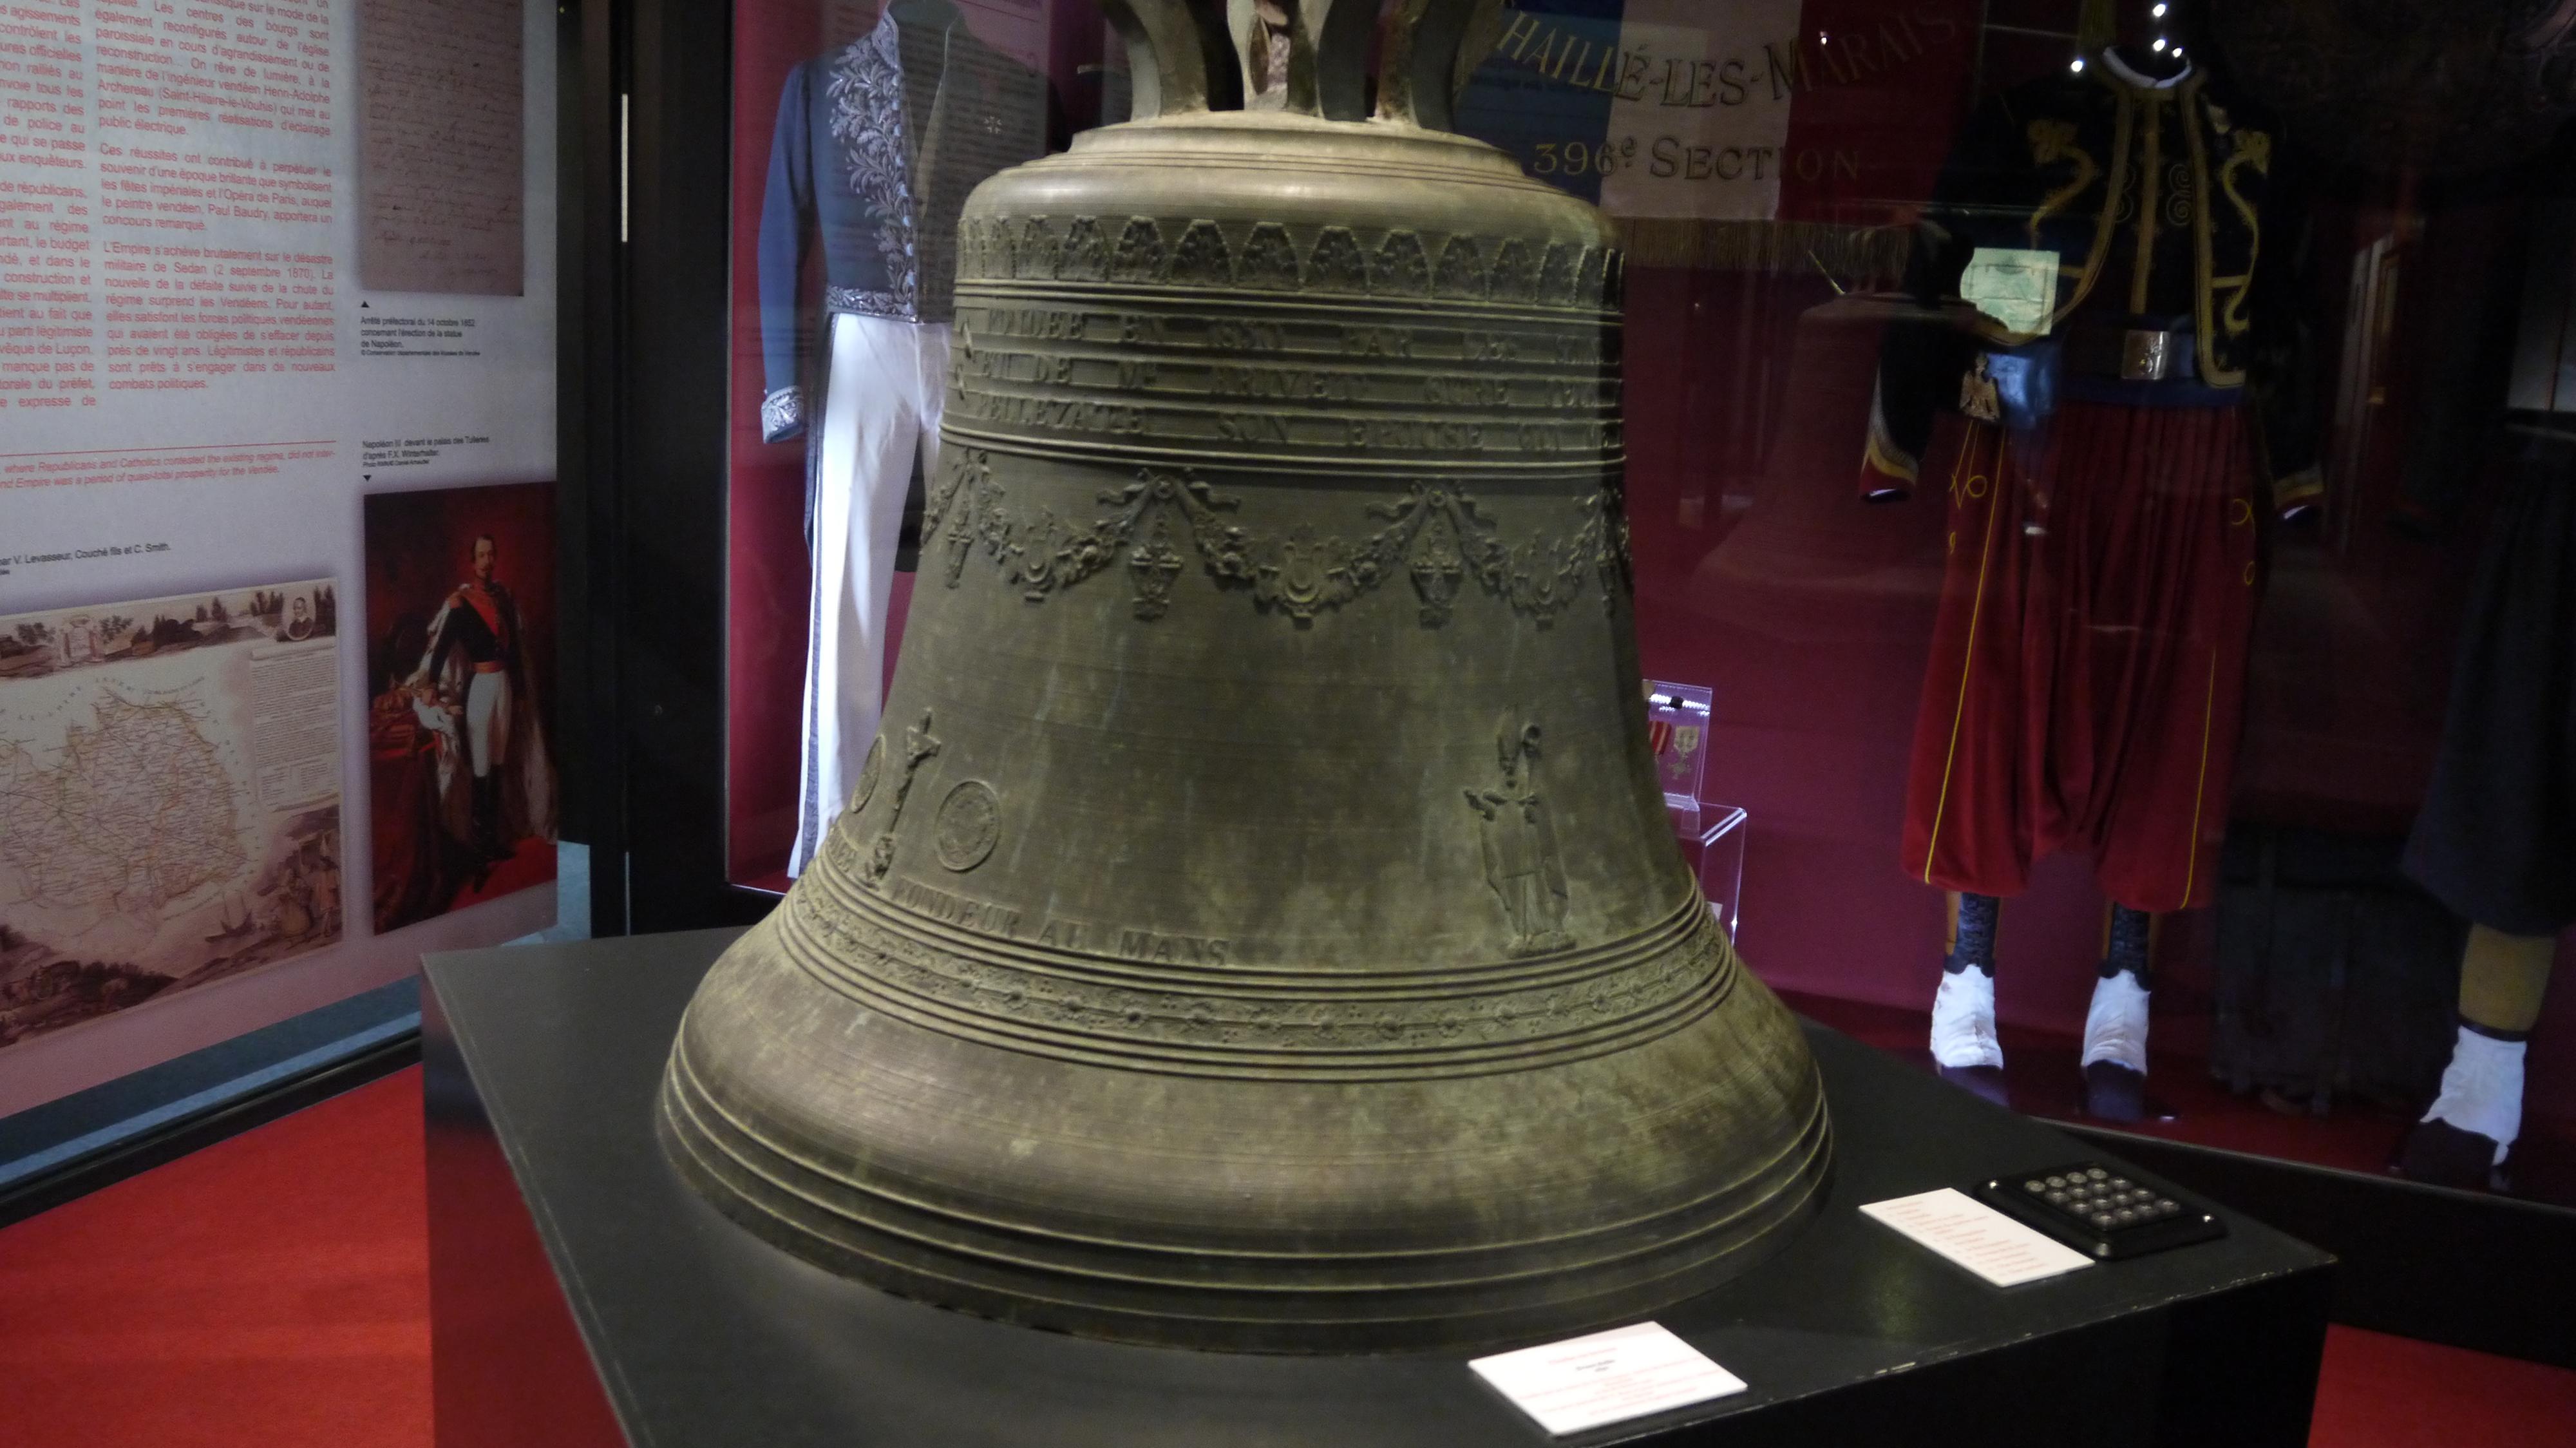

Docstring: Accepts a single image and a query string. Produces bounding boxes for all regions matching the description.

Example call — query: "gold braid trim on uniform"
[2181,76,2249,387]
[1996,119,2101,343]
[1859,372,1920,488]
[1920,425,2006,883]
[2213,129,2269,339]
[1864,410,1920,486]
[1994,73,2134,344]
[2129,88,2166,315]
[2027,120,2098,248]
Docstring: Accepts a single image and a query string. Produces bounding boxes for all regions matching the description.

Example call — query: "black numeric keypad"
[1976,1161,2225,1261]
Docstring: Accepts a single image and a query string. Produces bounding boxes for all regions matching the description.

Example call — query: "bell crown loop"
[1101,0,1508,130]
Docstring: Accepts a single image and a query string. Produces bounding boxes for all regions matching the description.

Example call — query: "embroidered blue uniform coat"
[756,12,1045,443]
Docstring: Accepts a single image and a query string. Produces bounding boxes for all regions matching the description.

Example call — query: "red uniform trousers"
[1902,401,2260,913]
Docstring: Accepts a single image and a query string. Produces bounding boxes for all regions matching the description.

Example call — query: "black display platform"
[424,929,2334,1448]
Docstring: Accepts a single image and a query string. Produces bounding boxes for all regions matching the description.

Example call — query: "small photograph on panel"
[364,481,558,933]
[0,581,346,1051]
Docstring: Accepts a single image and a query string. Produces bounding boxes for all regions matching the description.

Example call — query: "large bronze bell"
[659,0,1832,1352]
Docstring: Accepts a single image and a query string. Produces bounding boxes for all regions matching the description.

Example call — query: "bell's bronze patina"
[659,0,1832,1352]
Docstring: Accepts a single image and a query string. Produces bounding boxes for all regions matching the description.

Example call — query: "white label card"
[1468,1321,1748,1437]
[1860,1188,2097,1287]
[1960,246,2061,335]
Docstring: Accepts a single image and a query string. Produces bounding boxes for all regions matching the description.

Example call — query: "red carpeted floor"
[0,1070,430,1448]
[0,1066,2570,1447]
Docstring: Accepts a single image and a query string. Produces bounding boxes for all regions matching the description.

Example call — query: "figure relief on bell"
[1126,513,1187,620]
[860,709,943,886]
[1465,721,1573,957]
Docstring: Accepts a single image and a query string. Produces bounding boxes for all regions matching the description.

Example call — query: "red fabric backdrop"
[714,0,2576,1134]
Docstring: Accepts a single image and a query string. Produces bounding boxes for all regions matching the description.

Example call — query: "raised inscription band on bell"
[946,209,1624,471]
[947,294,1624,469]
[944,397,1624,462]
[952,316,1617,406]
[954,345,1616,400]
[956,214,1625,312]
[779,871,1738,1080]
[958,298,1615,361]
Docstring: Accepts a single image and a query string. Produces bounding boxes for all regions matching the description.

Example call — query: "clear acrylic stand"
[1674,803,1748,937]
[1646,680,1749,937]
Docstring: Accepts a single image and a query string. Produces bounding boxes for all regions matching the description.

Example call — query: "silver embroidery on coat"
[825,21,919,319]
[826,284,910,319]
[761,386,803,442]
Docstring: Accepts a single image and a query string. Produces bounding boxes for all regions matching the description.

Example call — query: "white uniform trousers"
[464,668,512,777]
[790,312,951,877]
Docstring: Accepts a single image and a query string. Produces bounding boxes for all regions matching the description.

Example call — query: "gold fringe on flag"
[1612,217,1915,287]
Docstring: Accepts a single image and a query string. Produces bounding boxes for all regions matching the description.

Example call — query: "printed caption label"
[1468,1320,1748,1436]
[1860,1187,2096,1287]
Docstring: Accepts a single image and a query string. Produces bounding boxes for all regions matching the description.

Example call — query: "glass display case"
[720,0,1063,894]
[708,0,2576,1219]
[1458,0,2576,1208]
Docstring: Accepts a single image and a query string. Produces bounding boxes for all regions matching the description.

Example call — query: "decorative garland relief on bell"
[924,448,1632,627]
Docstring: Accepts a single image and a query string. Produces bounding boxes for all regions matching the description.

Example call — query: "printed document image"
[0,581,346,1051]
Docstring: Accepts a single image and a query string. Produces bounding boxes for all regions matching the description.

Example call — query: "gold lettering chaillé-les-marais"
[1492,5,1956,187]
[1488,5,1962,106]
[1528,137,1862,184]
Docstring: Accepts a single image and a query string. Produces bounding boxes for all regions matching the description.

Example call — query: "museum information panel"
[0,0,556,1114]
